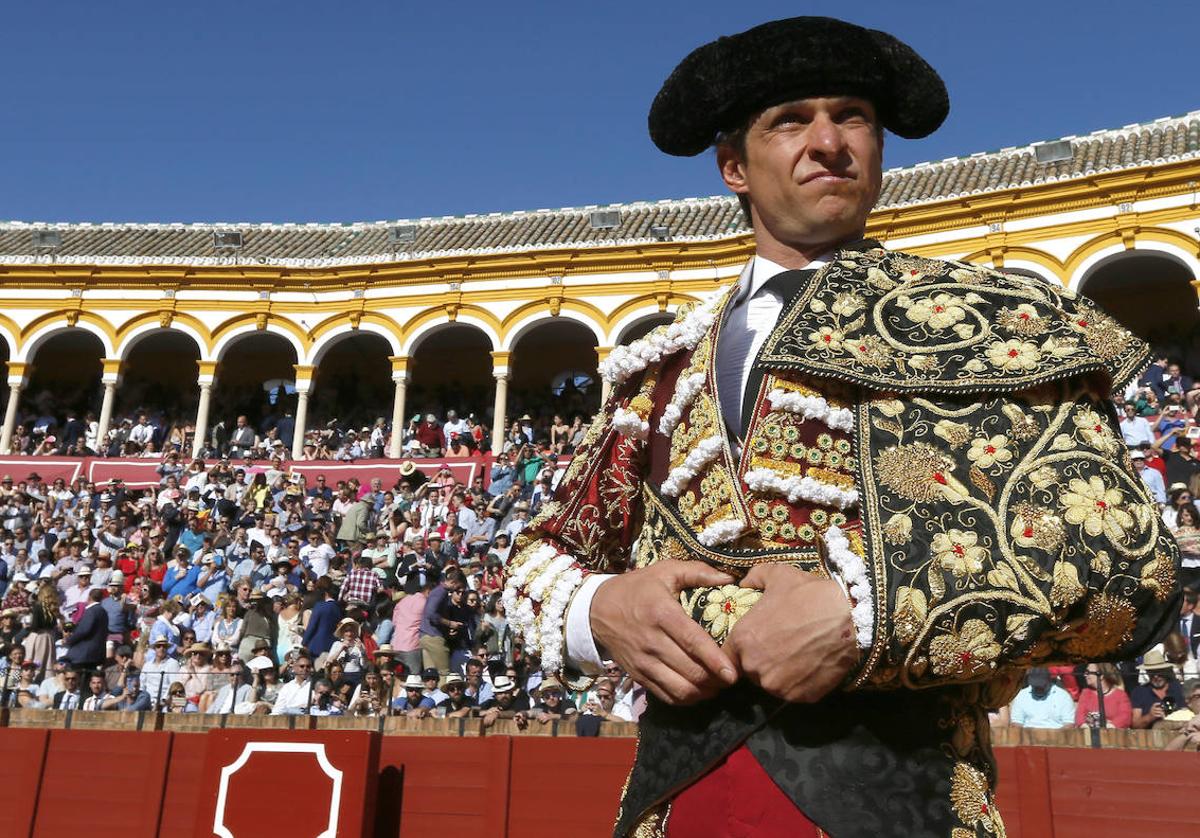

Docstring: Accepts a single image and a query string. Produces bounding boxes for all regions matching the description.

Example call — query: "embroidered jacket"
[503,243,1181,837]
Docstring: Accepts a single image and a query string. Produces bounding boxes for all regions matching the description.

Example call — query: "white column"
[490,351,511,453]
[387,356,410,459]
[0,362,29,455]
[192,361,218,459]
[292,365,316,460]
[94,359,123,453]
[293,388,310,460]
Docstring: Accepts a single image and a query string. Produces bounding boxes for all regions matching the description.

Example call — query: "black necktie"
[739,270,815,437]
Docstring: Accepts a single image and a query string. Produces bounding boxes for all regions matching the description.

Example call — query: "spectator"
[1075,663,1132,729]
[420,571,465,674]
[141,638,180,708]
[438,673,476,718]
[327,618,367,686]
[1010,668,1075,729]
[63,589,108,671]
[1131,650,1185,729]
[392,673,436,717]
[271,653,316,715]
[1132,451,1166,504]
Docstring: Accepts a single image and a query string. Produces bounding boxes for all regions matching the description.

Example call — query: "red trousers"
[666,745,828,837]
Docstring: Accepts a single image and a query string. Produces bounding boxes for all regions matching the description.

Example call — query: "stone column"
[490,351,511,453]
[94,358,123,454]
[387,356,410,459]
[292,364,316,460]
[595,346,614,404]
[192,361,218,459]
[0,362,30,455]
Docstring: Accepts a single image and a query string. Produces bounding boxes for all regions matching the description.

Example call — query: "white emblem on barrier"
[212,742,344,838]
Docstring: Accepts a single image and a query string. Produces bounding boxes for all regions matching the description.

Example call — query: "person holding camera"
[1131,650,1185,729]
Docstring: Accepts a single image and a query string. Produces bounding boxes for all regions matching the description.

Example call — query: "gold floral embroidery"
[929,620,1001,679]
[933,530,989,579]
[996,303,1049,336]
[984,339,1041,372]
[1141,551,1177,602]
[934,419,972,448]
[949,762,1000,832]
[966,435,1013,469]
[1061,594,1136,658]
[875,443,969,504]
[903,292,968,331]
[1049,561,1087,609]
[1009,502,1065,551]
[697,585,761,643]
[1059,476,1135,542]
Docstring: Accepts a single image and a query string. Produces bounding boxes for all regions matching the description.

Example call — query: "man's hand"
[590,560,737,706]
[724,564,858,703]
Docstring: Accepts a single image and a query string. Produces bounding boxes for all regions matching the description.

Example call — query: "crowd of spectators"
[4,394,592,464]
[0,418,643,733]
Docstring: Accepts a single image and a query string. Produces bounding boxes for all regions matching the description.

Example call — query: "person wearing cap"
[391,673,436,716]
[1127,449,1166,505]
[1131,649,1186,729]
[436,672,476,718]
[141,636,182,708]
[503,17,1183,835]
[1008,668,1075,730]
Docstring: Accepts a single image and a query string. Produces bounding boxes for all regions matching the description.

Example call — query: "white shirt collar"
[739,252,833,303]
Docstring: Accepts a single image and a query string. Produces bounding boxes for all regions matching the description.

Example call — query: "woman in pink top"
[1075,663,1133,729]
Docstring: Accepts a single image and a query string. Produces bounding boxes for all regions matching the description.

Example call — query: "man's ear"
[716,144,749,197]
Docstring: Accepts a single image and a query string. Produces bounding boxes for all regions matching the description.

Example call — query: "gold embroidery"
[681,584,763,644]
[949,762,1000,832]
[929,620,1001,679]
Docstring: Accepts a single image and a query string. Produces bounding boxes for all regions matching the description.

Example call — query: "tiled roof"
[2,110,1198,270]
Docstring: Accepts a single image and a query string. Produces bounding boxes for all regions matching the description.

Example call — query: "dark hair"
[1179,504,1200,529]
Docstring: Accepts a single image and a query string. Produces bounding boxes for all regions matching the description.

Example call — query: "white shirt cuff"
[564,573,615,674]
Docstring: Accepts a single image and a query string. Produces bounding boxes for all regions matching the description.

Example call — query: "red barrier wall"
[379,735,511,838]
[33,729,172,838]
[0,727,1194,837]
[0,729,48,838]
[157,733,209,838]
[507,737,636,838]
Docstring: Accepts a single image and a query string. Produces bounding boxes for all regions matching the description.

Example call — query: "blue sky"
[2,1,1197,224]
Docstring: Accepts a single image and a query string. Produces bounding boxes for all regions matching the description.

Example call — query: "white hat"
[403,674,425,689]
[492,675,516,693]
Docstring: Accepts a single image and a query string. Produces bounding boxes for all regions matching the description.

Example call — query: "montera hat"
[648,16,948,156]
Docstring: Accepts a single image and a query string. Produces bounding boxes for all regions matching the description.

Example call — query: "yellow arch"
[607,292,702,325]
[955,246,1068,285]
[19,310,117,357]
[401,304,503,348]
[498,298,608,346]
[1063,226,1200,280]
[210,313,309,360]
[308,311,404,346]
[114,311,213,355]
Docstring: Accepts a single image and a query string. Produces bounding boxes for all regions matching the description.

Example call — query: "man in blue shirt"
[1010,668,1075,729]
[391,674,436,716]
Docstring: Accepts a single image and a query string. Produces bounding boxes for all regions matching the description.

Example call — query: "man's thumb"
[664,560,735,591]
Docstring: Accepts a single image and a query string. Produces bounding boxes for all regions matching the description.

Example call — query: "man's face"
[718,96,883,254]
[89,675,106,696]
[292,659,312,681]
[1182,598,1195,617]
